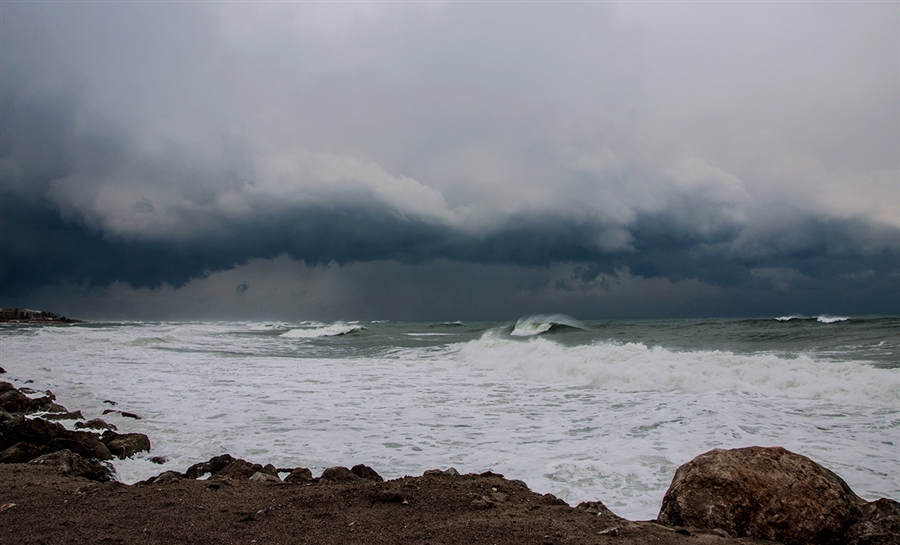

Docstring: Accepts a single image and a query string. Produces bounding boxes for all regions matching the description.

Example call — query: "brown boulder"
[351,464,384,482]
[102,432,151,459]
[209,459,277,481]
[28,449,115,482]
[45,430,113,461]
[657,446,866,545]
[185,454,236,479]
[320,466,363,483]
[284,467,313,483]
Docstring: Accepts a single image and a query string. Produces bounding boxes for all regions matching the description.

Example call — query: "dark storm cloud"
[1,2,897,318]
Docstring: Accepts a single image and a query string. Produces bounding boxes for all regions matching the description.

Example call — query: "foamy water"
[1,317,897,520]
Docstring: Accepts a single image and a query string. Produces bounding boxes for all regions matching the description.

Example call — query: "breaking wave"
[775,315,850,324]
[280,323,366,338]
[818,315,849,324]
[454,331,898,405]
[510,314,587,337]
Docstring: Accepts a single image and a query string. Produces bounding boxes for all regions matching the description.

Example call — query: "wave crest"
[280,323,366,339]
[818,315,849,324]
[510,314,587,337]
[454,331,898,404]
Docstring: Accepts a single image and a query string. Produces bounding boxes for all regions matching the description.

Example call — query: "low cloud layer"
[2,2,897,319]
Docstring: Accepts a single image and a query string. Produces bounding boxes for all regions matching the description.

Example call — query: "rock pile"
[0,381,151,481]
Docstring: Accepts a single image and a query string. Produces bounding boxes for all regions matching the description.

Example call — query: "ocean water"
[1,314,898,520]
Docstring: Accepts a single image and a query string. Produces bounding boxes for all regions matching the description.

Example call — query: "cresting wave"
[510,314,587,337]
[776,314,850,323]
[453,331,899,405]
[280,322,366,338]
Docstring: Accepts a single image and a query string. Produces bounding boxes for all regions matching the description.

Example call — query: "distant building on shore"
[0,308,82,323]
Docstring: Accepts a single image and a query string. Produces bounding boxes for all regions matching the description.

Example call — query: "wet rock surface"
[657,446,897,545]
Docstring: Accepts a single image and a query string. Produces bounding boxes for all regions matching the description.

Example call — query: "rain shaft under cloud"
[1,1,898,320]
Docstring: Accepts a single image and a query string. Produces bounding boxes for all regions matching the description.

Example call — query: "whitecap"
[818,316,849,324]
[510,314,587,337]
[280,323,366,338]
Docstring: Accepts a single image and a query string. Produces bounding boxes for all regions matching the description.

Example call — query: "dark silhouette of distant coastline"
[0,308,82,324]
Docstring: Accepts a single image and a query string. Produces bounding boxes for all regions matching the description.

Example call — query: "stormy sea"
[1,315,897,520]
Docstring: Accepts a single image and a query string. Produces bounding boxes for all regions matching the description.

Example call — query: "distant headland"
[0,308,83,324]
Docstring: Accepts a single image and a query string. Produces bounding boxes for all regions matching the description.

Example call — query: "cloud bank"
[1,2,897,319]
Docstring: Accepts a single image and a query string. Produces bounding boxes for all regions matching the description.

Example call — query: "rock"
[101,432,151,459]
[148,471,183,484]
[845,498,900,545]
[0,441,42,463]
[149,456,167,465]
[209,459,277,481]
[45,430,113,460]
[0,415,66,452]
[351,464,384,482]
[320,466,363,483]
[0,387,37,414]
[101,409,142,419]
[424,467,461,477]
[75,419,117,431]
[576,500,619,519]
[284,467,313,483]
[43,410,84,421]
[185,454,236,479]
[540,493,568,506]
[28,449,115,482]
[249,471,282,483]
[657,446,867,545]
[0,366,5,373]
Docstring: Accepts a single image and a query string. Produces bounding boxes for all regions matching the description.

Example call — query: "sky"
[1,1,898,321]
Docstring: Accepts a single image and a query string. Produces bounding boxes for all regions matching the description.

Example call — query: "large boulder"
[657,446,867,545]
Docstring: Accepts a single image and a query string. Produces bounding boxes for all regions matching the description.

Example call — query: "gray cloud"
[1,2,897,319]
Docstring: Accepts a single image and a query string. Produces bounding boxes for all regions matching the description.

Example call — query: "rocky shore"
[1,372,897,545]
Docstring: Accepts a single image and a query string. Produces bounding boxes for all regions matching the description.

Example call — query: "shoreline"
[2,372,898,544]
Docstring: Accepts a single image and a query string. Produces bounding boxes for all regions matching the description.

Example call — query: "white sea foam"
[280,323,365,338]
[818,315,850,324]
[776,314,806,321]
[2,321,897,521]
[455,331,899,405]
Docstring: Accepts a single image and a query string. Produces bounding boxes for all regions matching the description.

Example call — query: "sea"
[1,314,898,520]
